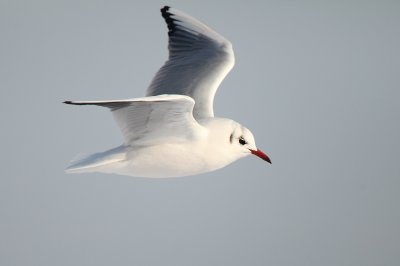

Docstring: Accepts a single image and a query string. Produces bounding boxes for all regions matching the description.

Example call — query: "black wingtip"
[63,101,83,105]
[160,6,170,13]
[160,6,170,19]
[160,5,175,36]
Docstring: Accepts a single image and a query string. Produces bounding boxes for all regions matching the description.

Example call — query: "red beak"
[250,149,271,164]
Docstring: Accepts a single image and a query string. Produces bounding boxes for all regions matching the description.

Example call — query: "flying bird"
[64,6,271,177]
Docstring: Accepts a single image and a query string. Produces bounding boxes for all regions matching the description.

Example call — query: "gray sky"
[1,1,399,265]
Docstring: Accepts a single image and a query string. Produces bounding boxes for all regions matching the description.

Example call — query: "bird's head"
[206,119,271,164]
[228,123,271,163]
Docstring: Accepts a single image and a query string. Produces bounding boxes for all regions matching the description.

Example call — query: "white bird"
[64,6,271,178]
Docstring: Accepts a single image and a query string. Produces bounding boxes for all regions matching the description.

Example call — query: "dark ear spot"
[229,133,234,144]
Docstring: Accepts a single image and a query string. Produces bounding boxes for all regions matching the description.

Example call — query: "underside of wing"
[64,95,206,145]
[146,6,235,119]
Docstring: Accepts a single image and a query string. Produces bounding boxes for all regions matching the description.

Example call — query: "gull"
[64,6,271,178]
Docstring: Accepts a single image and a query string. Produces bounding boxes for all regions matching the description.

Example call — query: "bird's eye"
[239,136,247,145]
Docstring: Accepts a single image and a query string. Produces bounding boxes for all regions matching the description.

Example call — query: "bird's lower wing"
[64,95,206,145]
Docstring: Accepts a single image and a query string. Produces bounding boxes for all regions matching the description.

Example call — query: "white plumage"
[65,6,270,177]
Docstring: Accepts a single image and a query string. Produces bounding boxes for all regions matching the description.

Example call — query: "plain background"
[1,0,399,265]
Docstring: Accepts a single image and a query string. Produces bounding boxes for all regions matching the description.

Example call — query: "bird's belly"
[113,143,227,178]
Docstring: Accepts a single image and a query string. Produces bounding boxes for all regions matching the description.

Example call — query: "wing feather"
[64,95,206,145]
[146,6,235,119]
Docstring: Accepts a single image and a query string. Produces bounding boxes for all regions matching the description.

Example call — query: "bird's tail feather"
[65,145,126,174]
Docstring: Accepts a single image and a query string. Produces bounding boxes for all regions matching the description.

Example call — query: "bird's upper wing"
[146,6,235,119]
[64,95,206,145]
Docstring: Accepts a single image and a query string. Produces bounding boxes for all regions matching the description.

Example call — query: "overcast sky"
[1,1,399,265]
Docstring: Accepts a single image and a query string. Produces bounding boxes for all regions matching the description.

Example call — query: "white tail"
[66,145,126,174]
